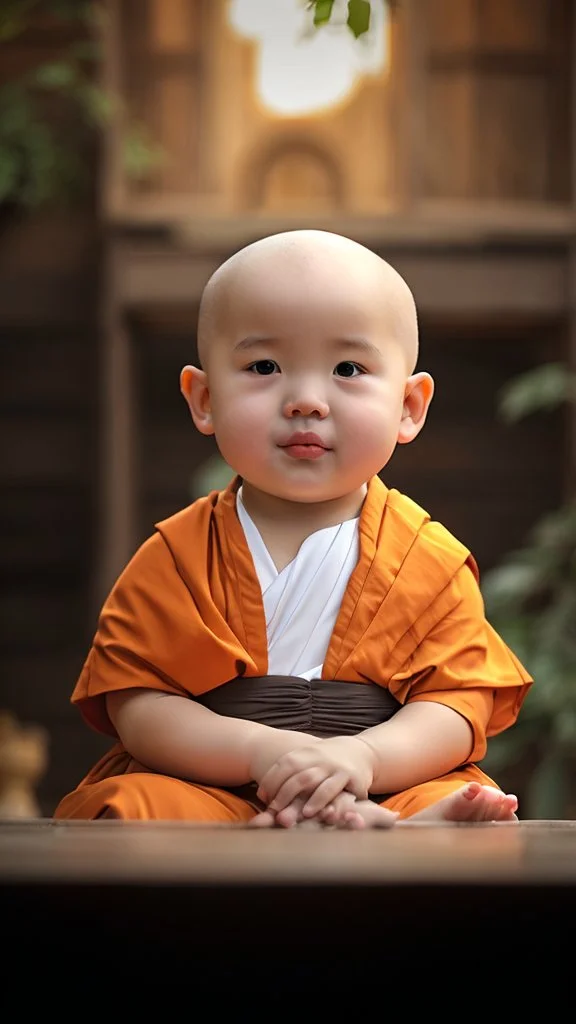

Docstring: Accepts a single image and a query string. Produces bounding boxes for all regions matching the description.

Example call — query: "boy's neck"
[239,484,367,572]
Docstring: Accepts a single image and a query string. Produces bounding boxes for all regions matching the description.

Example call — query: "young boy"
[54,229,532,828]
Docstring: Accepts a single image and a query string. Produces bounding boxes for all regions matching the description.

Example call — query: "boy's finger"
[301,772,350,817]
[247,810,277,828]
[275,798,308,828]
[267,767,328,812]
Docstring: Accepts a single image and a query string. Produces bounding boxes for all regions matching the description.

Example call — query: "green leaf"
[33,62,77,89]
[498,362,576,422]
[529,503,576,549]
[313,0,335,26]
[121,123,165,180]
[76,83,118,125]
[481,560,547,611]
[347,0,371,37]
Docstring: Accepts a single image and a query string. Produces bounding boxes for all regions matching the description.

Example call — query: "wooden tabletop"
[2,817,576,885]
[3,818,576,990]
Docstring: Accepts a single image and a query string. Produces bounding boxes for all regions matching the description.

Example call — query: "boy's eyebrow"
[233,336,383,357]
[332,337,383,359]
[233,336,278,352]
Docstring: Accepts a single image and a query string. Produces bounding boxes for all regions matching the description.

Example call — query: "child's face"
[183,249,431,509]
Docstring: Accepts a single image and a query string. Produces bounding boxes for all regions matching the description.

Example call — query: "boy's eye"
[247,359,279,375]
[334,361,364,378]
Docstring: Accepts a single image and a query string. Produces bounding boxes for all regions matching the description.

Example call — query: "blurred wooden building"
[1,0,575,812]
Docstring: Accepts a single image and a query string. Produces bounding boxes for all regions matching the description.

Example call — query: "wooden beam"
[387,251,569,316]
[114,242,570,317]
[119,250,220,307]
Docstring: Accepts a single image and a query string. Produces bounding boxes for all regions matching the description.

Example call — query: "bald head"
[197,229,419,371]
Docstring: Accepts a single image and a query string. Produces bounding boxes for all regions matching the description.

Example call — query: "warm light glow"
[228,0,389,117]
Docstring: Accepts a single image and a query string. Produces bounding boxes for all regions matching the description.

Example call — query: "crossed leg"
[250,769,518,830]
[295,782,517,830]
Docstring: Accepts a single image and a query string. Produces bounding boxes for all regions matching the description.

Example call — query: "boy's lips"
[278,432,331,460]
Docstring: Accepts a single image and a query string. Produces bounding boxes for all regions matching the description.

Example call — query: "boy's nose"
[283,391,329,419]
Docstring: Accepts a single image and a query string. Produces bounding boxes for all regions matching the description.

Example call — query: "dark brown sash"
[197,675,401,738]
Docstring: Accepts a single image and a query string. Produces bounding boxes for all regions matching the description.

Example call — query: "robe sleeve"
[388,562,532,762]
[70,530,249,737]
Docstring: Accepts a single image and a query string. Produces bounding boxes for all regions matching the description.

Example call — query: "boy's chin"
[245,480,365,507]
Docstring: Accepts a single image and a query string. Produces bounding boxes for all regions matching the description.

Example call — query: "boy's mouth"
[279,432,331,460]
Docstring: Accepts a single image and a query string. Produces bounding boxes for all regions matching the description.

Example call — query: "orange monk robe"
[54,475,532,821]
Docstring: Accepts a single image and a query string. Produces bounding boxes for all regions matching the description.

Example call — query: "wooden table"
[2,818,575,997]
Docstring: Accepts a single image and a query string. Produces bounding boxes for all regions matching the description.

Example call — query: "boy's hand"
[256,735,376,819]
[248,790,398,829]
[248,795,309,829]
[248,729,322,787]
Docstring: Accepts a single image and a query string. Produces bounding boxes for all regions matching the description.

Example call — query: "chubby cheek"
[212,389,262,430]
[343,406,400,458]
[210,393,270,466]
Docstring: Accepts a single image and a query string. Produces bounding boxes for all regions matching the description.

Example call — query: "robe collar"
[155,474,473,688]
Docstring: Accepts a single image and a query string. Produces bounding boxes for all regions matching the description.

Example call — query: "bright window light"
[228,0,389,117]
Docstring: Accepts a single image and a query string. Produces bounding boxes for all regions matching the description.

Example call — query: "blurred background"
[1,0,575,817]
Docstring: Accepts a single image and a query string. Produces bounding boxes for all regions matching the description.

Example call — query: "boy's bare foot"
[248,783,517,828]
[320,792,398,830]
[405,782,518,824]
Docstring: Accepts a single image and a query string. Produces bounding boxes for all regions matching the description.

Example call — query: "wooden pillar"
[392,0,428,206]
[93,240,137,611]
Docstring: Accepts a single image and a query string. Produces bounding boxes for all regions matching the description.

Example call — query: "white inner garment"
[236,488,359,678]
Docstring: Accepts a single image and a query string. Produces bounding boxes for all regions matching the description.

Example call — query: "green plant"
[481,363,576,818]
[0,0,162,209]
[310,0,373,37]
[310,0,399,37]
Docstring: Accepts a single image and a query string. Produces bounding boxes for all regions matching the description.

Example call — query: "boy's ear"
[397,372,434,444]
[180,364,214,436]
